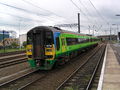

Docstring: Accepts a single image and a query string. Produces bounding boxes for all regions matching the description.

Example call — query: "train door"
[61,38,66,52]
[33,32,44,59]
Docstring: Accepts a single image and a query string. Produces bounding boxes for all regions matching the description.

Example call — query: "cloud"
[0,0,120,36]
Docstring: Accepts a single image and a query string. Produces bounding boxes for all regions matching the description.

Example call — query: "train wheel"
[65,57,70,63]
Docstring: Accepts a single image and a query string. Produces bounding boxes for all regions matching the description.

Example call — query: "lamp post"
[93,25,95,36]
[78,13,80,33]
[115,14,120,42]
[116,14,120,16]
[95,30,98,36]
[107,23,112,41]
[112,24,118,34]
[88,25,90,35]
[104,30,108,35]
[110,26,112,40]
[88,25,91,42]
[19,18,22,50]
[3,30,5,53]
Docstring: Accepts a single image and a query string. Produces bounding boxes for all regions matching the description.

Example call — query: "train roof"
[28,26,97,38]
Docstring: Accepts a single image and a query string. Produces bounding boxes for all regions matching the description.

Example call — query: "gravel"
[0,62,29,78]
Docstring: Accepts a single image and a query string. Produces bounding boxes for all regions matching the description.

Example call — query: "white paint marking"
[97,44,108,90]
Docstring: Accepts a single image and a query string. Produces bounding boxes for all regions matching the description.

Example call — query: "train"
[26,26,100,70]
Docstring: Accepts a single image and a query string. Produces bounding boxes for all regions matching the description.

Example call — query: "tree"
[23,41,27,48]
[11,42,19,48]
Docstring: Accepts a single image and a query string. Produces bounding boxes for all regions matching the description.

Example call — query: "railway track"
[56,44,106,90]
[0,68,46,90]
[0,44,105,90]
[89,54,104,90]
[15,46,102,90]
[0,50,25,57]
[18,44,104,90]
[0,52,27,68]
[17,74,47,90]
[0,58,27,68]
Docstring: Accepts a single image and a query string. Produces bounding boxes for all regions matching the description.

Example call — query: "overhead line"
[22,0,73,24]
[78,0,99,25]
[0,22,20,27]
[70,0,91,22]
[22,0,64,18]
[88,0,109,24]
[70,0,101,30]
[0,12,42,22]
[0,2,45,16]
[0,2,61,23]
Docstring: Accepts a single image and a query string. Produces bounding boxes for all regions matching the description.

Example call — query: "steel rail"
[85,45,106,90]
[0,68,39,87]
[0,53,26,60]
[56,44,104,90]
[0,51,25,57]
[17,75,47,90]
[19,45,103,90]
[0,58,27,68]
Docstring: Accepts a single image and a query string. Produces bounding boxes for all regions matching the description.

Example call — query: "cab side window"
[56,37,60,50]
[61,38,65,45]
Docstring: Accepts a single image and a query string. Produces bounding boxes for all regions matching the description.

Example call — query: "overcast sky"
[0,0,120,36]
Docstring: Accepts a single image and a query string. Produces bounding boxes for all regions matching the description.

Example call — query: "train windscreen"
[27,35,32,44]
[45,31,53,45]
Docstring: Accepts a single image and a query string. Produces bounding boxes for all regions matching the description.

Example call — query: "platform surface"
[102,44,120,90]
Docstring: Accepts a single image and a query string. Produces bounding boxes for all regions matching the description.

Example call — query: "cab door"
[61,38,66,52]
[33,32,44,59]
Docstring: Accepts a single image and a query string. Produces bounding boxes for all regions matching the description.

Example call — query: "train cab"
[26,26,56,69]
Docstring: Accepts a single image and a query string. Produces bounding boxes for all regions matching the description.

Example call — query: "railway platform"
[98,44,120,90]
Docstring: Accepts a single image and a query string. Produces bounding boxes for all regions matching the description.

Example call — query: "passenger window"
[62,38,65,45]
[56,37,60,50]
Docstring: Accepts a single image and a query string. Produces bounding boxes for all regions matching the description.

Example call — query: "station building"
[97,35,117,41]
[0,31,9,41]
[19,34,27,46]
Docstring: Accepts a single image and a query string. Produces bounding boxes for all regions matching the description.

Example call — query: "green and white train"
[26,26,100,70]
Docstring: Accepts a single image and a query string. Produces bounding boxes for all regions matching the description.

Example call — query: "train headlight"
[46,45,52,48]
[28,49,32,52]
